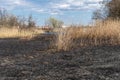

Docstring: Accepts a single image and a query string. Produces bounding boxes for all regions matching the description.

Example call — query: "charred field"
[0,34,120,80]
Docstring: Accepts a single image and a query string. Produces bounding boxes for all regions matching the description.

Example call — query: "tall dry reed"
[56,20,120,51]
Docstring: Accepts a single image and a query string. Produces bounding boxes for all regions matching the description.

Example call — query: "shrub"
[46,17,64,28]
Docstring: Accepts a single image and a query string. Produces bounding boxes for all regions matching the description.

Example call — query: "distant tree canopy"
[0,9,36,28]
[46,17,64,28]
[93,0,120,20]
[107,0,120,19]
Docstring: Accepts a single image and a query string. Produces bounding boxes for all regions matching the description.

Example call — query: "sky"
[0,0,104,26]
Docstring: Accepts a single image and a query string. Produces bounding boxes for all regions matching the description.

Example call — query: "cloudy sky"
[0,0,104,26]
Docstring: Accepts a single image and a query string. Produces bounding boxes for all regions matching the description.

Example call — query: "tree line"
[0,9,64,29]
[0,9,36,28]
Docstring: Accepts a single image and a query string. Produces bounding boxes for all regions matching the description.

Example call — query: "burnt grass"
[0,34,120,80]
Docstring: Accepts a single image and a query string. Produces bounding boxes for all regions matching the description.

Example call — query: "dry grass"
[56,20,120,51]
[0,27,45,39]
[56,28,73,51]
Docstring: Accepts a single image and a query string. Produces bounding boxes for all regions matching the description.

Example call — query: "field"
[0,20,120,80]
[0,27,45,39]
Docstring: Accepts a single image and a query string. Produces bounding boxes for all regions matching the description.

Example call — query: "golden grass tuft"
[56,28,73,51]
[56,20,120,51]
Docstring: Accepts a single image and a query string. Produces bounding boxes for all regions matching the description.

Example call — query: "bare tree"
[0,9,8,26]
[0,9,37,28]
[27,14,36,28]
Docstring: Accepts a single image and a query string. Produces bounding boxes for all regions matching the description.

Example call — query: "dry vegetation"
[0,20,120,80]
[1,20,120,51]
[0,27,45,39]
[1,0,120,79]
[56,20,120,51]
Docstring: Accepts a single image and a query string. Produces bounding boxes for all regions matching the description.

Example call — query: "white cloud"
[0,0,31,10]
[57,4,70,8]
[31,8,44,13]
[52,3,70,9]
[87,0,103,2]
[50,12,59,15]
[71,1,84,6]
[0,0,104,15]
[49,0,104,12]
[0,0,45,13]
[2,0,28,6]
[12,0,23,5]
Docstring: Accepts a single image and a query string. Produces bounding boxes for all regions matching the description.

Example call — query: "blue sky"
[0,0,104,26]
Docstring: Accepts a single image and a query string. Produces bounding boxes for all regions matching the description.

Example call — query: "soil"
[0,34,120,80]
